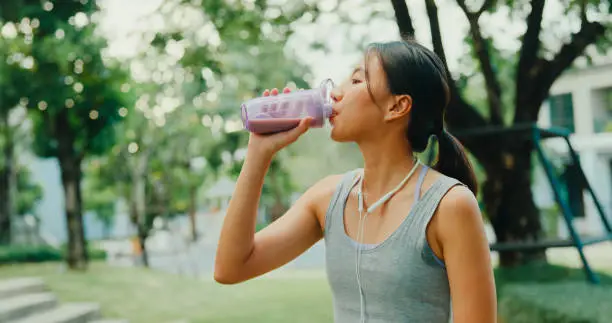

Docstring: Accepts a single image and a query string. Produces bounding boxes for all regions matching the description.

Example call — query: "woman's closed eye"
[351,78,362,84]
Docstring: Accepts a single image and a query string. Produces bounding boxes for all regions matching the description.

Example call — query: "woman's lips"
[329,113,337,125]
[328,108,338,125]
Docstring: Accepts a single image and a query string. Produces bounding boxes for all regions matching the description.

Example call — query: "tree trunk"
[131,153,149,267]
[128,200,148,267]
[481,144,545,266]
[0,146,12,245]
[390,0,415,39]
[0,170,10,245]
[138,226,149,267]
[58,154,88,270]
[0,113,13,245]
[188,185,198,242]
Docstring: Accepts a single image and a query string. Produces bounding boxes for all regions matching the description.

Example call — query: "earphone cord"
[354,158,421,323]
[356,206,367,323]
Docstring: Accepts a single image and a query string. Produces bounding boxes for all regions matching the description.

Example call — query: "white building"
[535,62,612,238]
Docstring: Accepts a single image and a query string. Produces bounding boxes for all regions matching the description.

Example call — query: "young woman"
[214,39,497,323]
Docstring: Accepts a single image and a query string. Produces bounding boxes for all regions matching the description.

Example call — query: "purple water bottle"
[241,79,334,134]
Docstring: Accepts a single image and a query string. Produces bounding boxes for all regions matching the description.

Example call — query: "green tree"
[15,166,43,218]
[148,0,320,221]
[390,0,610,265]
[147,105,215,241]
[83,159,116,239]
[86,102,214,265]
[1,1,133,269]
[0,26,32,244]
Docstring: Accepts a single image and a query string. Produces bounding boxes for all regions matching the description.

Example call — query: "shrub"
[499,282,611,323]
[87,246,107,260]
[0,244,107,264]
[0,245,62,263]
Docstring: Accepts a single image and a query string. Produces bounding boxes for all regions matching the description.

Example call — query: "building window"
[549,93,575,133]
[592,87,612,133]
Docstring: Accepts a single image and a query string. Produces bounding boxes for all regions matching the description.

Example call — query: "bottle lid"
[320,78,334,117]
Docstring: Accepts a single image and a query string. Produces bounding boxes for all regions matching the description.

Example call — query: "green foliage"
[28,33,129,158]
[0,244,106,264]
[142,0,320,214]
[499,282,612,323]
[2,1,133,159]
[0,245,60,264]
[0,35,31,112]
[1,1,135,268]
[83,159,116,233]
[494,262,612,296]
[15,165,43,216]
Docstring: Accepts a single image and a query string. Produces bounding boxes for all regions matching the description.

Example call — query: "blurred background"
[0,0,611,322]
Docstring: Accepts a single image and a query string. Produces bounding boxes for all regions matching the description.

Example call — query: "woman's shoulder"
[421,167,474,199]
[301,169,361,215]
[426,169,483,253]
[428,169,481,235]
[306,168,361,199]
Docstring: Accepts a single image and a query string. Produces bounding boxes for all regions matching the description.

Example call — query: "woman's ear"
[385,95,412,122]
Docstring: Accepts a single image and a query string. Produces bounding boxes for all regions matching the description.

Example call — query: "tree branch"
[456,0,503,125]
[424,0,450,73]
[579,0,587,23]
[390,0,415,40]
[526,21,605,120]
[423,0,497,166]
[476,0,496,16]
[456,0,495,19]
[424,0,487,128]
[517,0,546,87]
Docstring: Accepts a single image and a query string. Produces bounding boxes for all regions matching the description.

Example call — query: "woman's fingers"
[262,87,292,97]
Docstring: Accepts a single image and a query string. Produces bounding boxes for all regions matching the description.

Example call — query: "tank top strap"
[406,175,464,247]
[324,168,362,235]
[413,165,429,204]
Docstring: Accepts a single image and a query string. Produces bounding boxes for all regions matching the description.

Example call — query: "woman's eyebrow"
[352,66,364,76]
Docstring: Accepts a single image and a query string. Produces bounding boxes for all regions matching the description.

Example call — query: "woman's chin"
[330,127,350,142]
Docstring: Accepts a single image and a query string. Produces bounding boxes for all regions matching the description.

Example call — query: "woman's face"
[329,54,394,142]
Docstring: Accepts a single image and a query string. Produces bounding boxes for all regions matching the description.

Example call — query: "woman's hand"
[247,87,313,160]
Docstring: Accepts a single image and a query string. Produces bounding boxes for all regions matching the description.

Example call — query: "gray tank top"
[324,166,461,323]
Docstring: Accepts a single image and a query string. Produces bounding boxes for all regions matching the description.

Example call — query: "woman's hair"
[364,39,478,195]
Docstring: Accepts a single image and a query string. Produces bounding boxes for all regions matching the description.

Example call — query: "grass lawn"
[2,260,611,323]
[0,262,333,323]
[494,261,612,293]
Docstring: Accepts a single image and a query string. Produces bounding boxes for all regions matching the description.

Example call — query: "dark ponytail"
[365,39,478,195]
[435,129,478,195]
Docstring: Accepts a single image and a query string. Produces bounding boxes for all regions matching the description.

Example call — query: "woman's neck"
[358,134,418,200]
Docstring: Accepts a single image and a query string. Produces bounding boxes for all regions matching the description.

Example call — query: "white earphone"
[354,158,421,323]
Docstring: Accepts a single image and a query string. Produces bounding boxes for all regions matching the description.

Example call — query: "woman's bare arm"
[434,186,497,323]
[214,150,341,284]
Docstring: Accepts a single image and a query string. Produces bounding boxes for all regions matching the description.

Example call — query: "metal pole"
[533,129,599,284]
